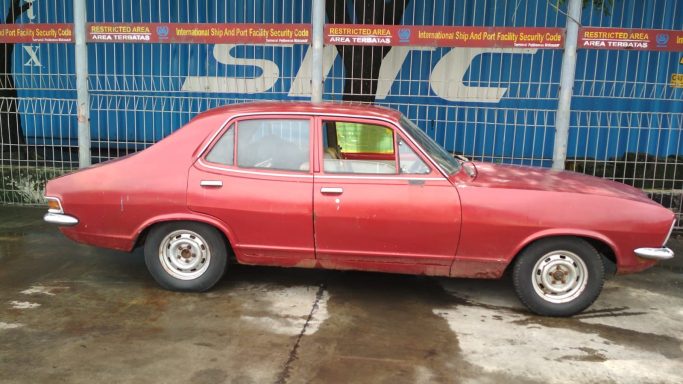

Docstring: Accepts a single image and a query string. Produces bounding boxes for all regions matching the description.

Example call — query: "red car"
[44,102,675,316]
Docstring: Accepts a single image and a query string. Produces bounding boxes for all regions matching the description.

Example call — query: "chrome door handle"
[320,187,343,194]
[200,180,223,187]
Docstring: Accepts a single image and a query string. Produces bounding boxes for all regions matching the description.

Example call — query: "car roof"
[193,101,404,123]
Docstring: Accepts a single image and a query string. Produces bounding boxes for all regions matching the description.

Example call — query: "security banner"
[87,23,311,44]
[0,23,73,43]
[325,24,565,48]
[671,73,683,88]
[5,23,683,52]
[579,28,683,51]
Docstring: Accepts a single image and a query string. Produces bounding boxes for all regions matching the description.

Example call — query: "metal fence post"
[310,0,325,103]
[552,0,582,170]
[74,0,91,168]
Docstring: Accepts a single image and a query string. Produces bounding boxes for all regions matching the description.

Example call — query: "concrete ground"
[0,206,682,384]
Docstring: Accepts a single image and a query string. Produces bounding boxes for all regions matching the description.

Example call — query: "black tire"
[144,221,228,292]
[512,237,604,317]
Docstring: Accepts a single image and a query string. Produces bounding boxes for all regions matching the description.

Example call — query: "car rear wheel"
[144,222,228,292]
[512,237,604,317]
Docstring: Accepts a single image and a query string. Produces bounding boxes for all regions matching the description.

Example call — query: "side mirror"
[462,161,477,178]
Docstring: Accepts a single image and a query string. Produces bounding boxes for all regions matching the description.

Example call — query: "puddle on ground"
[434,278,683,384]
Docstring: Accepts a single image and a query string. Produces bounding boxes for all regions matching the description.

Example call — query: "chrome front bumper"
[44,212,79,226]
[634,247,674,261]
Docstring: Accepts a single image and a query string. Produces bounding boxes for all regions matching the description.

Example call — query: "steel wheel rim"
[532,250,588,304]
[158,230,211,280]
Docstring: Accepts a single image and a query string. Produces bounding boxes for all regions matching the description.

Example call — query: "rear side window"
[237,119,310,172]
[205,124,234,165]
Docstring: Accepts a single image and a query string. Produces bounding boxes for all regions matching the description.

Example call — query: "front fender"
[513,228,619,262]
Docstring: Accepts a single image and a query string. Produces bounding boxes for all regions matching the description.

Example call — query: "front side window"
[400,116,460,175]
[398,138,430,174]
[322,121,397,174]
[237,119,310,172]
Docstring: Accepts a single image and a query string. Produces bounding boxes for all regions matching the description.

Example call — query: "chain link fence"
[1,0,75,203]
[568,0,683,225]
[323,0,564,168]
[1,0,682,226]
[87,1,311,162]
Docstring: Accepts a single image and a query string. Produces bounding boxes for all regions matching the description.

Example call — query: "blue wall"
[5,0,682,162]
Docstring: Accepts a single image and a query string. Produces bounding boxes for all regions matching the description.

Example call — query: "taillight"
[46,197,63,213]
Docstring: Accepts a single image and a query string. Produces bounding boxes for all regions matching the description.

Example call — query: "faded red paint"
[45,102,675,280]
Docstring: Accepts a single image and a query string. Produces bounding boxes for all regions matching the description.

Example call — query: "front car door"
[187,115,315,267]
[313,116,462,276]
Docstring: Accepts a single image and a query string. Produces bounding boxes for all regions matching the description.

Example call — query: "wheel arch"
[507,230,619,276]
[132,213,237,256]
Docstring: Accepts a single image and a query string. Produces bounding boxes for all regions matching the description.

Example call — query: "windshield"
[400,116,461,175]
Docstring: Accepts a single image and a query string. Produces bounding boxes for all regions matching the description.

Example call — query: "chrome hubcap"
[159,230,211,280]
[532,250,588,304]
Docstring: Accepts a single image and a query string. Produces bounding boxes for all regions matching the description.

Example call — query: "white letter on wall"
[375,46,435,100]
[430,47,537,103]
[23,46,42,67]
[181,44,288,94]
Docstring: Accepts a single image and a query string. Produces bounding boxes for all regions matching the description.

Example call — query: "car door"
[313,117,461,275]
[187,116,315,266]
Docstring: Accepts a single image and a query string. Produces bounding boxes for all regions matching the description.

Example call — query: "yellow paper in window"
[336,122,394,154]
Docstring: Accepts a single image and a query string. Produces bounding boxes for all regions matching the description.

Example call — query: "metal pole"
[552,0,582,170]
[74,0,91,168]
[310,0,325,103]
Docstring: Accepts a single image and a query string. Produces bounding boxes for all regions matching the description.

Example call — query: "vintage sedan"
[44,102,675,316]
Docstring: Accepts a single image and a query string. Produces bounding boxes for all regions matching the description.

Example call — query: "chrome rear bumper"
[44,212,79,226]
[634,247,674,261]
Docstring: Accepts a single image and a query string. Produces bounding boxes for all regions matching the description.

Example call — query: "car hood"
[467,162,656,205]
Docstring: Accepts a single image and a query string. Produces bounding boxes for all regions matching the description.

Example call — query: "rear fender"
[133,212,238,253]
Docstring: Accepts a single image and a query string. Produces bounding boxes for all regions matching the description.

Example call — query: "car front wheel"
[512,237,605,317]
[144,221,228,292]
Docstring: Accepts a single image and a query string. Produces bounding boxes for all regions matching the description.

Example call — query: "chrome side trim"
[198,158,444,182]
[634,247,674,261]
[316,175,443,181]
[198,159,314,179]
[44,212,79,226]
[662,219,676,246]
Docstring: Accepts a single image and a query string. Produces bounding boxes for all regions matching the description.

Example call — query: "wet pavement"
[0,206,682,383]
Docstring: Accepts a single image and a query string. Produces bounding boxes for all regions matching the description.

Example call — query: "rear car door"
[313,117,461,275]
[187,116,315,266]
